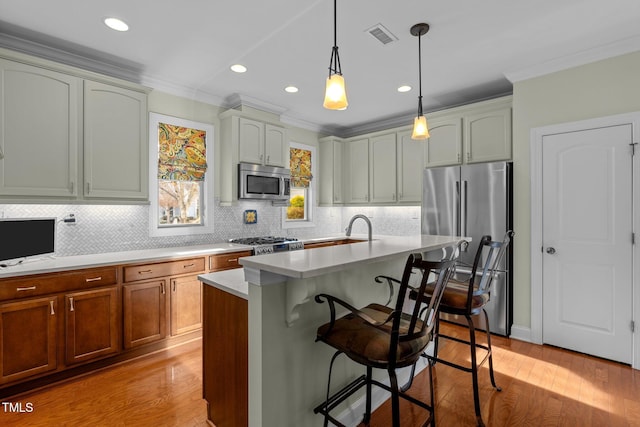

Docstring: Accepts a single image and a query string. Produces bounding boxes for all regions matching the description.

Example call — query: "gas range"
[229,236,304,255]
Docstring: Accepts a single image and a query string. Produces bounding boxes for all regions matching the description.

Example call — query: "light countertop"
[0,242,253,279]
[240,234,464,280]
[198,269,247,300]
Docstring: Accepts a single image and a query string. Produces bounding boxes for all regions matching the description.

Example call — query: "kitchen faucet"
[345,214,372,241]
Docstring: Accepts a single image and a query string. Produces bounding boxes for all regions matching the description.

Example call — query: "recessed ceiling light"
[284,86,299,93]
[104,17,129,32]
[397,85,412,93]
[230,64,247,73]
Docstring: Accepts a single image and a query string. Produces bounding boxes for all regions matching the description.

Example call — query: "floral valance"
[290,147,312,188]
[157,122,207,181]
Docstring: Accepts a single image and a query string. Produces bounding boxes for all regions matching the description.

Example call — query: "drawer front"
[124,257,205,282]
[0,267,118,301]
[209,251,252,271]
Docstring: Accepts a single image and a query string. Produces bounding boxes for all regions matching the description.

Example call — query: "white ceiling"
[1,0,639,137]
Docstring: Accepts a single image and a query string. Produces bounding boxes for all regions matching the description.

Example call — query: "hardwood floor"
[0,339,209,427]
[1,324,639,426]
[359,323,640,427]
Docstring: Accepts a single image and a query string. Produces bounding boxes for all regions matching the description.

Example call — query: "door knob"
[546,247,556,254]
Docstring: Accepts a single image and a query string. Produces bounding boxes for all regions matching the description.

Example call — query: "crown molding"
[505,35,640,83]
[223,94,288,115]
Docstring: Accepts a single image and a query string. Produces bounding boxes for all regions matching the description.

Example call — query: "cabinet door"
[0,296,58,384]
[369,133,397,203]
[397,130,425,203]
[170,276,202,335]
[345,138,369,203]
[425,117,462,167]
[84,80,148,199]
[65,286,119,365]
[238,117,264,165]
[319,138,343,205]
[463,107,512,163]
[123,280,167,348]
[0,59,80,197]
[264,124,287,167]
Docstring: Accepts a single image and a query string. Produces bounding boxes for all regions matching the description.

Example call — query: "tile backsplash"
[0,203,421,257]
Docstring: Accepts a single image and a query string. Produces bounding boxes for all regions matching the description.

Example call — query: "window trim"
[148,112,215,237]
[283,142,316,229]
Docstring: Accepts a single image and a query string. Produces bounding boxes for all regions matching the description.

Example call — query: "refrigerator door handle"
[462,180,468,240]
[455,180,461,236]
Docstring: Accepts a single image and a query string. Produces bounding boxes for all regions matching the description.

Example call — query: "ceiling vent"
[366,23,398,45]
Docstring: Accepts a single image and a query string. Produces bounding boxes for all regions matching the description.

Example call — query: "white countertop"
[198,269,248,300]
[0,242,252,279]
[240,234,464,280]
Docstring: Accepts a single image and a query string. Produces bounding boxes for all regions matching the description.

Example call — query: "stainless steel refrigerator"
[422,161,513,336]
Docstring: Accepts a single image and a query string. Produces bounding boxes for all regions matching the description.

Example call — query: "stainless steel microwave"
[238,163,291,201]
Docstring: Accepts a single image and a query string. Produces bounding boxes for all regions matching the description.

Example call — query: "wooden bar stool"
[403,231,514,426]
[313,252,458,427]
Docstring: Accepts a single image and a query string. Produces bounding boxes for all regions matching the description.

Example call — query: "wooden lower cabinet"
[123,280,168,348]
[0,296,58,384]
[65,286,119,365]
[203,284,248,427]
[170,275,202,335]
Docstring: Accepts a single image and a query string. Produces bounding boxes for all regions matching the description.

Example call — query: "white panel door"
[542,124,633,363]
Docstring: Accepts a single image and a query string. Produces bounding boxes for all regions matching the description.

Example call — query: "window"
[283,143,316,228]
[149,113,214,237]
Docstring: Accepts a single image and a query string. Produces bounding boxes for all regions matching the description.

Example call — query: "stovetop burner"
[229,236,298,246]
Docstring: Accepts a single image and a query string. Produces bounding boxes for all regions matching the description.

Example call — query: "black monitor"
[0,218,56,262]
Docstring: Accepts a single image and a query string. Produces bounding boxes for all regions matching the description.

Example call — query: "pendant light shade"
[412,115,429,139]
[410,23,430,140]
[323,0,348,110]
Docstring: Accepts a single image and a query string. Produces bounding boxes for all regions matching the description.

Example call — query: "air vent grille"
[366,24,398,45]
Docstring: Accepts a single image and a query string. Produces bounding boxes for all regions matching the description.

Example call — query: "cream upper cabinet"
[264,124,287,167]
[425,96,512,167]
[344,138,369,204]
[463,106,512,164]
[397,130,426,203]
[238,117,287,167]
[84,80,148,199]
[0,54,149,202]
[425,117,463,167]
[319,136,344,205]
[238,118,264,165]
[0,58,81,197]
[369,133,397,203]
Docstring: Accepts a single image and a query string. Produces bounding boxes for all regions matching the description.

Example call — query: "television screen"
[0,218,56,263]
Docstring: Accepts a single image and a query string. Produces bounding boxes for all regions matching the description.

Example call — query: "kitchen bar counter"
[201,234,466,427]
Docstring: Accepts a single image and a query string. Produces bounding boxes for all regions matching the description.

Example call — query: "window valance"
[157,122,207,181]
[290,147,312,188]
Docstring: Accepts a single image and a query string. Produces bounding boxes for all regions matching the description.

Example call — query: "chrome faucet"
[345,214,373,241]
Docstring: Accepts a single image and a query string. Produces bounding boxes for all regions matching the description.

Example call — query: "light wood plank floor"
[1,324,639,426]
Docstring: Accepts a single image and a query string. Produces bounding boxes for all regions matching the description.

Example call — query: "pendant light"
[410,23,430,139]
[323,0,348,110]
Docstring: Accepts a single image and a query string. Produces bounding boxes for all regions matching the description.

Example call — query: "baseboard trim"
[509,324,533,343]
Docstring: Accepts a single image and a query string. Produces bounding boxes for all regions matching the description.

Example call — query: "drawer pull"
[17,286,36,292]
[183,263,195,268]
[50,300,55,315]
[138,270,153,275]
[161,283,166,295]
[69,297,75,312]
[227,258,238,263]
[85,277,102,282]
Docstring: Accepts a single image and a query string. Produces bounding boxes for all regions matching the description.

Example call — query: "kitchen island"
[198,234,466,427]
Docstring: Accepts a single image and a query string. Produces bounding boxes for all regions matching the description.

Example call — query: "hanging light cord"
[328,0,342,76]
[417,29,423,116]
